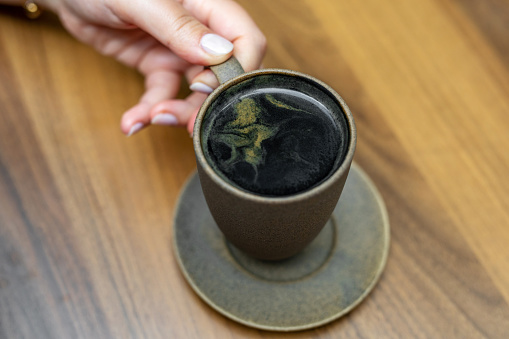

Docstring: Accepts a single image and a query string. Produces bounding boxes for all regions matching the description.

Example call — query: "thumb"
[113,0,233,65]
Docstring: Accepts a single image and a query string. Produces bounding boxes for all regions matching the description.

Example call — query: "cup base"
[173,163,390,331]
[226,217,336,282]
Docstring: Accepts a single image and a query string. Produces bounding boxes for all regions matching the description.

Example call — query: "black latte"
[201,75,349,196]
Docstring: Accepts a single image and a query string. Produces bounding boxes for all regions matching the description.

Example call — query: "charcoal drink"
[200,74,350,196]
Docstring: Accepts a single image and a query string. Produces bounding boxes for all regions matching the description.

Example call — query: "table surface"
[1,1,509,338]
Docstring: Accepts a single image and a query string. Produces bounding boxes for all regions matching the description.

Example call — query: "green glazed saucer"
[173,163,390,331]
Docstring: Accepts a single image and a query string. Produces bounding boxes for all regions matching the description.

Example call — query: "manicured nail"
[190,82,214,94]
[200,33,233,56]
[127,122,144,137]
[151,113,178,126]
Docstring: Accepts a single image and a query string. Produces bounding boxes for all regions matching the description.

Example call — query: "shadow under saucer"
[173,163,390,331]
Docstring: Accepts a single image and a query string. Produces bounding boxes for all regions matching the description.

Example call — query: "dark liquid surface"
[201,76,349,196]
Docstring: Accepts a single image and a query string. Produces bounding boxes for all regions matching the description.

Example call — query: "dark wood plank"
[1,0,509,337]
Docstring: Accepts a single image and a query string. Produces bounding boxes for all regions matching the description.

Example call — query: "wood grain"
[1,0,509,337]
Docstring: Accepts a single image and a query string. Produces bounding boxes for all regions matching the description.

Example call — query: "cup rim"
[193,68,357,203]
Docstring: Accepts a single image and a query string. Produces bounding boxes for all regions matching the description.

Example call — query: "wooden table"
[1,1,509,338]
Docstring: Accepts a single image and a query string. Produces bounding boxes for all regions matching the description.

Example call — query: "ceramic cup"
[193,57,356,260]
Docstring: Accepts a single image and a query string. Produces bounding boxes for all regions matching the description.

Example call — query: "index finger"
[109,0,234,65]
[182,0,267,71]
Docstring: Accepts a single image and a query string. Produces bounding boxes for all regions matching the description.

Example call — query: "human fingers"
[121,69,182,136]
[150,91,208,132]
[186,107,199,136]
[74,24,197,135]
[106,0,234,66]
[58,14,192,73]
[120,42,199,136]
[122,65,205,134]
[183,0,266,92]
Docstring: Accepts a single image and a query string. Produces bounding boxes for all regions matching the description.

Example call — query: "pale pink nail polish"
[151,113,178,126]
[190,82,214,94]
[200,34,233,56]
[127,122,144,137]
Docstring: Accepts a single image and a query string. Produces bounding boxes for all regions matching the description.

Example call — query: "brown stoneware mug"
[193,57,356,260]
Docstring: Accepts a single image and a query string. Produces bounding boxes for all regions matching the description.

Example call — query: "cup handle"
[208,57,245,84]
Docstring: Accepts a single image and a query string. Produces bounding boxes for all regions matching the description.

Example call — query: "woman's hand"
[40,0,266,136]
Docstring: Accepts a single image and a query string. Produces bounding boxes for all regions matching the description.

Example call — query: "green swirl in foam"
[215,97,278,172]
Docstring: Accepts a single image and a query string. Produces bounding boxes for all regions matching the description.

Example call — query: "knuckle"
[257,34,268,54]
[252,33,267,61]
[171,13,202,38]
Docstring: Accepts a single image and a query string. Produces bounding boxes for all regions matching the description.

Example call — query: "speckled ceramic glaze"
[173,163,390,331]
[193,58,356,260]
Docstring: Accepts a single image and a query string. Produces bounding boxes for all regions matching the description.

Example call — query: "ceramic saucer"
[173,163,390,331]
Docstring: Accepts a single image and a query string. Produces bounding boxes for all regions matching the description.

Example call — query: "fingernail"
[127,122,144,137]
[200,33,233,56]
[151,113,178,126]
[190,82,214,94]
